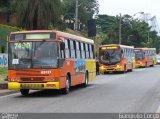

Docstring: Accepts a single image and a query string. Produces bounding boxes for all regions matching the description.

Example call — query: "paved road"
[0,66,160,113]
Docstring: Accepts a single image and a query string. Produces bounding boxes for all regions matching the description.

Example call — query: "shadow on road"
[101,71,133,75]
[14,84,94,98]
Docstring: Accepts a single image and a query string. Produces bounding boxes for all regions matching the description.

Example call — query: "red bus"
[8,30,96,95]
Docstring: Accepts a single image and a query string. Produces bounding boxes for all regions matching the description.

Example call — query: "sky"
[98,0,160,32]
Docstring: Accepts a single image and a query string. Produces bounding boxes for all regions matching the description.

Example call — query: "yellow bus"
[134,48,156,67]
[99,44,135,73]
[8,30,96,95]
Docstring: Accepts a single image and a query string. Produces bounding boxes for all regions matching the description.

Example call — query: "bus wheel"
[62,75,70,94]
[20,89,29,96]
[150,61,154,67]
[83,72,89,87]
[123,65,127,73]
[130,64,133,72]
[145,62,147,68]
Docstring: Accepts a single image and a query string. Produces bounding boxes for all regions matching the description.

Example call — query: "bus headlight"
[101,66,104,68]
[11,78,15,82]
[117,65,120,68]
[11,78,19,82]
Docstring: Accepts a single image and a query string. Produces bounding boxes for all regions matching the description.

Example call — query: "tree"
[13,0,63,30]
[0,0,13,23]
[96,15,119,44]
[96,14,160,50]
[63,0,99,29]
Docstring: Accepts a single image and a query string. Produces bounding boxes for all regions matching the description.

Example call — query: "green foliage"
[13,0,63,30]
[96,15,119,44]
[63,0,99,25]
[0,25,17,52]
[0,67,8,76]
[96,14,160,50]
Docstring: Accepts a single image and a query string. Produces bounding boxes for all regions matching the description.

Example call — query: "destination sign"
[10,32,56,41]
[101,46,118,50]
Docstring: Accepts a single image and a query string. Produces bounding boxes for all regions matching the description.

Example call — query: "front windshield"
[99,48,121,65]
[135,51,145,60]
[8,42,58,69]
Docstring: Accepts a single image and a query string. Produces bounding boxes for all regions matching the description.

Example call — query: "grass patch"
[0,67,8,77]
[0,24,17,52]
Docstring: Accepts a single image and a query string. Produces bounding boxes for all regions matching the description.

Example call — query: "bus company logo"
[41,70,51,75]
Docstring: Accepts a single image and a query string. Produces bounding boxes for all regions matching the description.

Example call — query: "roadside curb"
[0,90,19,96]
[0,83,19,96]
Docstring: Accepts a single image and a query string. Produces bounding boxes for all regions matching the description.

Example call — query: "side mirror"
[60,42,65,50]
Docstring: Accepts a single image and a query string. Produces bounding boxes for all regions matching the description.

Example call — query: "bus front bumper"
[8,82,60,90]
[99,66,123,73]
[135,63,145,68]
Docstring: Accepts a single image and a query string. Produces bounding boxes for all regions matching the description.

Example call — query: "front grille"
[21,83,44,89]
[107,68,114,71]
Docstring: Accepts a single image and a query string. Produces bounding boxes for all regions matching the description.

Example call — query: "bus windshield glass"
[99,48,121,65]
[8,42,58,69]
[135,51,145,60]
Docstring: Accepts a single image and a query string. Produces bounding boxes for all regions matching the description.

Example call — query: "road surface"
[0,66,160,113]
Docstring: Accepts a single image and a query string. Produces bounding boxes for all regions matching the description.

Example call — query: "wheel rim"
[85,76,88,85]
[66,79,70,92]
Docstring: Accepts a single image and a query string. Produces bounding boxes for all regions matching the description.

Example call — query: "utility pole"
[119,13,122,44]
[75,0,79,31]
[148,31,150,47]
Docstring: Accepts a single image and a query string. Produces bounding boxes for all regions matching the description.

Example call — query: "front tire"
[122,65,127,73]
[150,61,154,67]
[130,64,133,72]
[145,62,147,68]
[62,75,70,94]
[20,89,29,96]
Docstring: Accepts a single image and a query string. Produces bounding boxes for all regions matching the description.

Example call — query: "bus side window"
[129,49,131,57]
[70,40,75,58]
[83,43,86,59]
[92,45,95,58]
[73,40,77,58]
[60,42,65,59]
[76,41,81,59]
[79,42,82,58]
[65,39,70,58]
[121,49,123,58]
[89,44,93,59]
[81,42,85,59]
[123,49,125,58]
[59,42,65,67]
[87,44,91,58]
[85,43,89,58]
